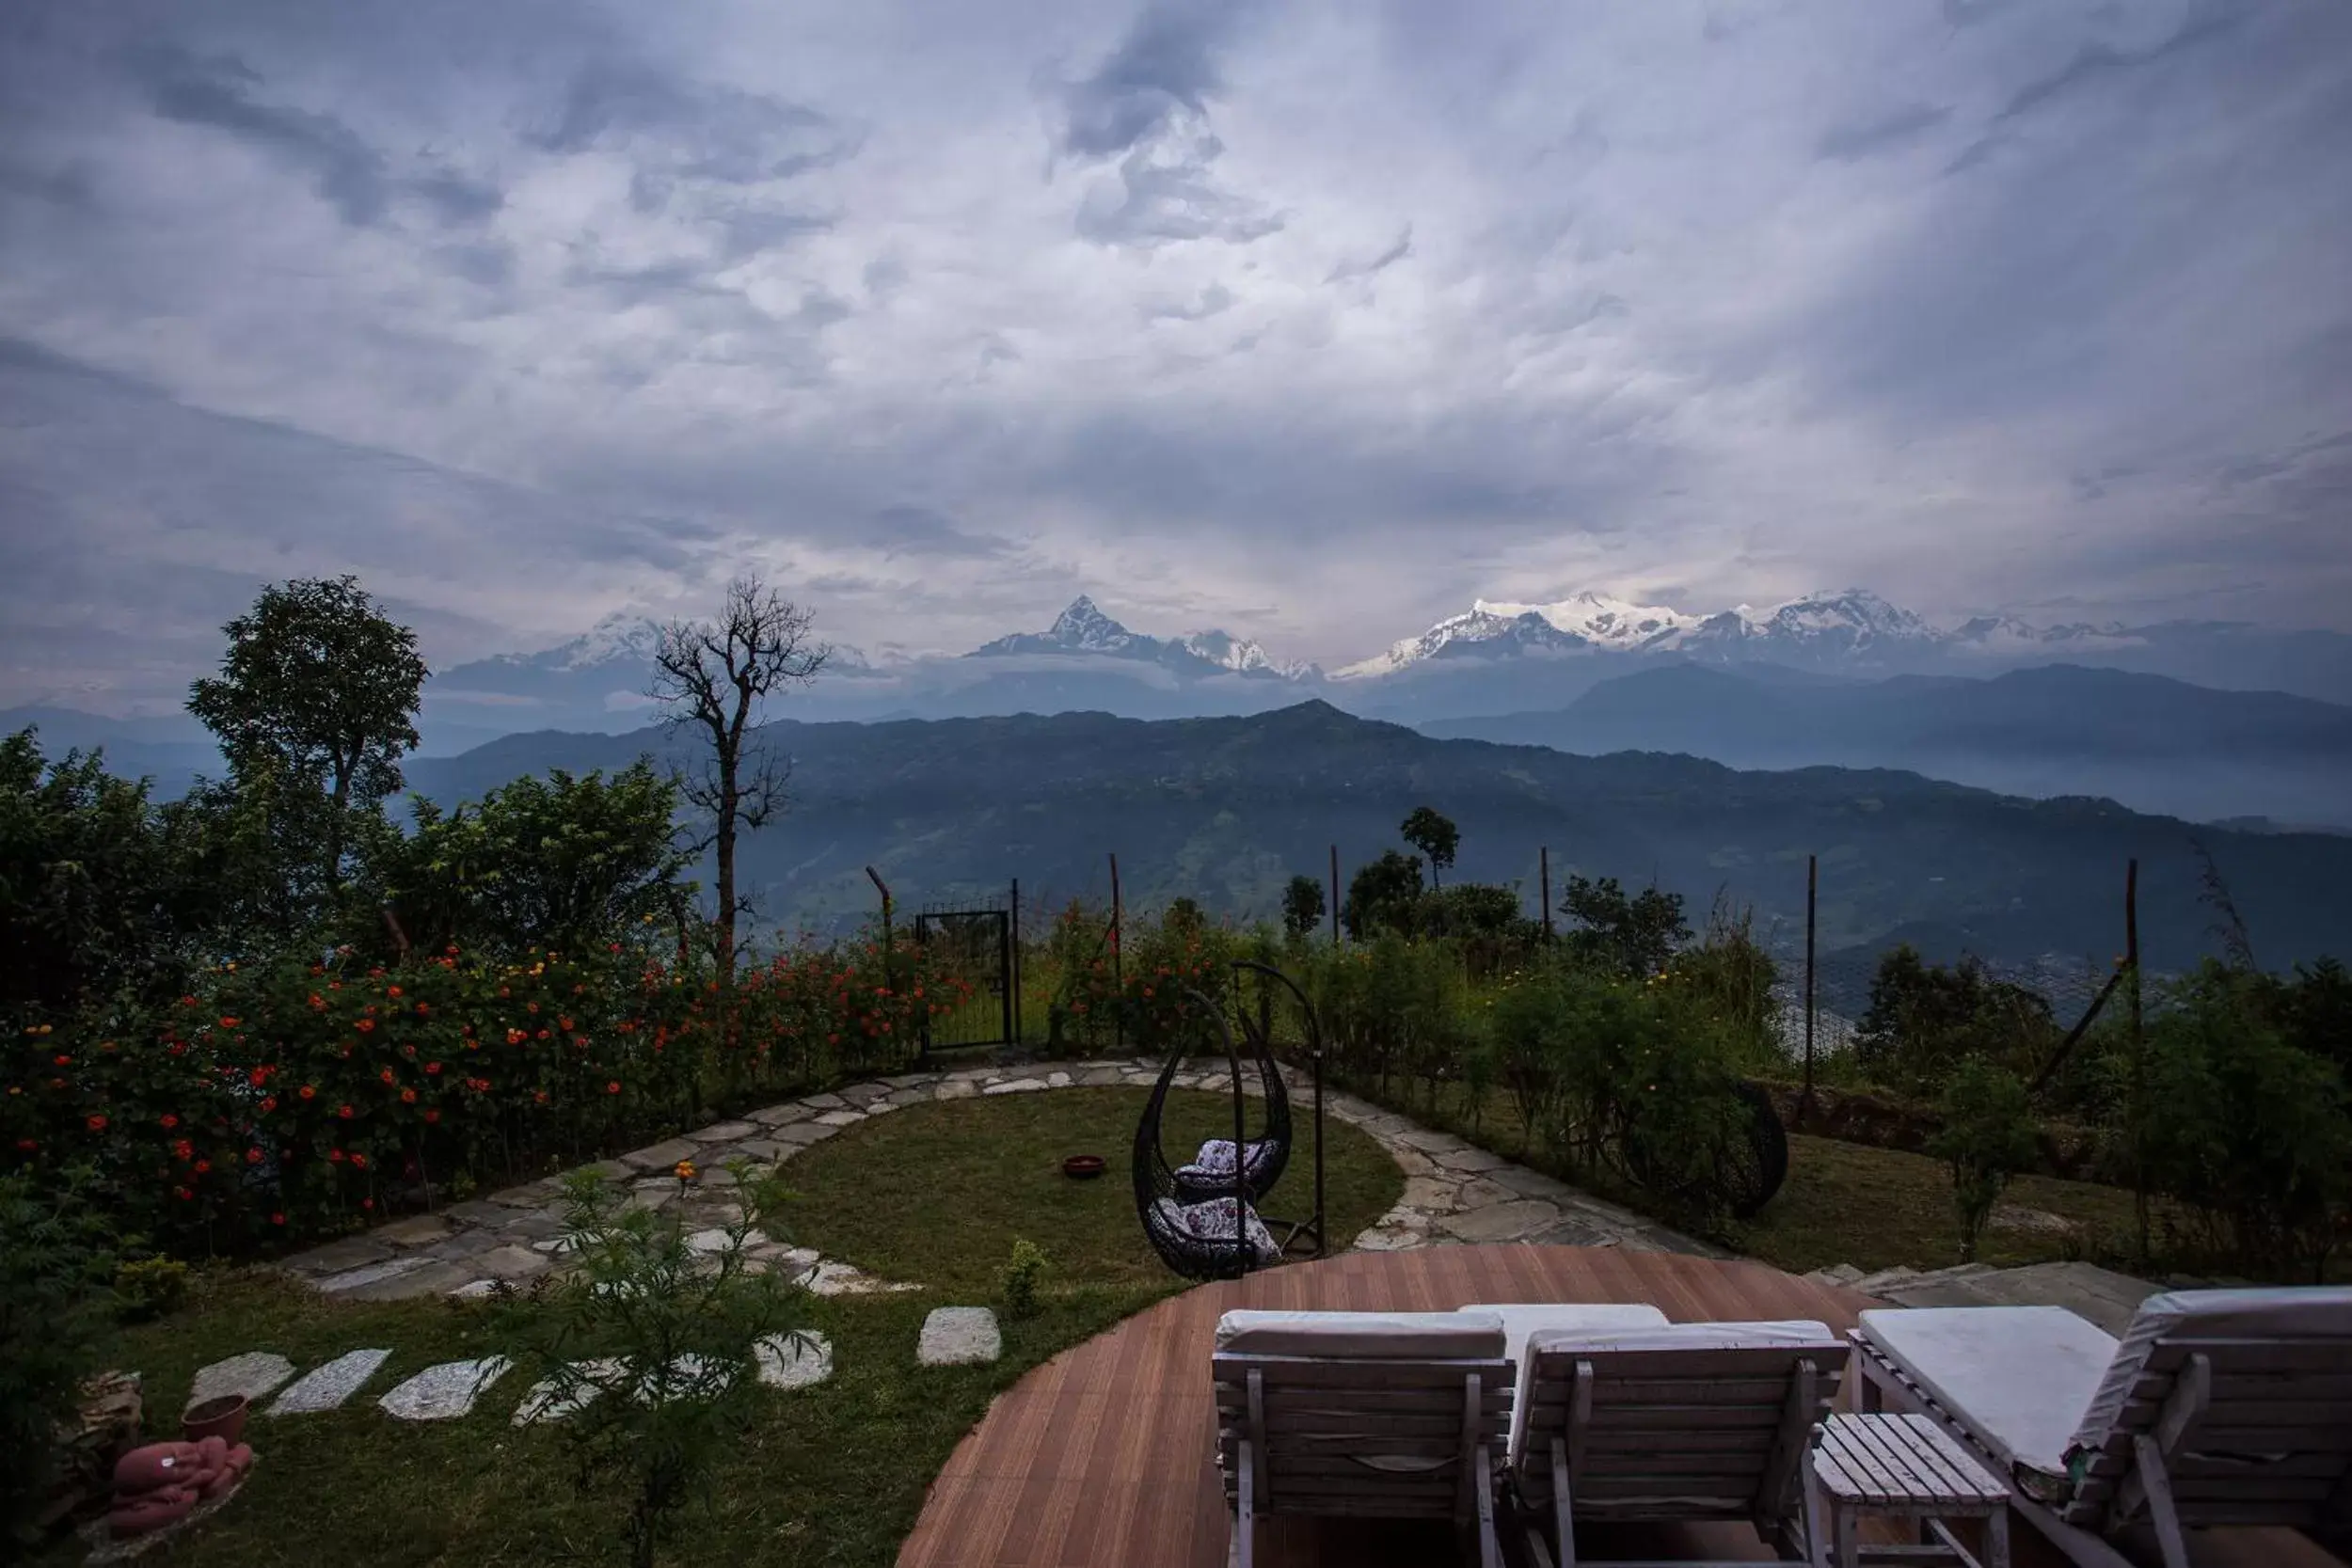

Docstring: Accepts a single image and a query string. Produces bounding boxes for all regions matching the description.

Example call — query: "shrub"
[1853,946,2060,1098]
[2135,963,2350,1280]
[1340,851,1422,941]
[112,1257,190,1323]
[998,1237,1047,1320]
[1,1167,119,1549]
[1931,1061,2039,1263]
[494,1160,803,1568]
[1557,876,1689,980]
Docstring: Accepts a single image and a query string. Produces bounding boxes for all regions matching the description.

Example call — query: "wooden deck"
[899,1244,2349,1568]
[900,1244,1873,1568]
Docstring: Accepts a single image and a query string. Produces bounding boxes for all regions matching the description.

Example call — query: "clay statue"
[106,1437,253,1540]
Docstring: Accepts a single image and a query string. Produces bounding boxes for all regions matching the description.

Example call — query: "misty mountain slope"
[403,701,2349,970]
[1422,664,2352,826]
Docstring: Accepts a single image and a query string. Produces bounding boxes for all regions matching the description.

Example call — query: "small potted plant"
[182,1392,249,1446]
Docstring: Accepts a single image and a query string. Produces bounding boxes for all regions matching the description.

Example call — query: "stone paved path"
[278,1056,1710,1301]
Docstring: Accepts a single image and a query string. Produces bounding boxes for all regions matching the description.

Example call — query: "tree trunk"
[714,809,737,982]
[326,760,352,896]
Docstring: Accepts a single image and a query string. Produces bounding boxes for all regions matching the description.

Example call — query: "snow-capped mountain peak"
[1044,594,1136,651]
[558,610,663,671]
[1474,590,1702,651]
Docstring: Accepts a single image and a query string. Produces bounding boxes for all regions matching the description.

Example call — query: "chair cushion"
[1215,1309,1507,1359]
[2067,1286,2352,1457]
[1459,1301,1670,1456]
[1149,1196,1281,1266]
[1174,1137,1276,1186]
[1859,1306,2116,1495]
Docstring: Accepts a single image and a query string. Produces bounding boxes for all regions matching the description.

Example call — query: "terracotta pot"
[1062,1154,1105,1180]
[182,1395,248,1447]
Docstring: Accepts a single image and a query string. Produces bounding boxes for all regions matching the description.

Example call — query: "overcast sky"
[3,0,2348,709]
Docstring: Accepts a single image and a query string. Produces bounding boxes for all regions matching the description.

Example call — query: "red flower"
[85,1114,107,1132]
[194,1159,211,1174]
[386,985,403,998]
[246,1147,263,1164]
[15,1137,37,1151]
[506,1028,527,1045]
[425,1061,441,1074]
[52,1053,70,1067]
[218,1016,238,1028]
[356,1019,375,1033]
[172,1138,193,1159]
[360,1198,373,1211]
[329,1148,346,1163]
[173,1186,192,1200]
[424,1109,440,1123]
[414,1002,430,1015]
[379,1068,395,1085]
[271,1212,286,1226]
[606,1080,621,1094]
[350,1152,368,1170]
[299,1085,316,1101]
[261,1095,277,1112]
[338,1104,354,1119]
[160,1113,179,1129]
[400,1087,417,1103]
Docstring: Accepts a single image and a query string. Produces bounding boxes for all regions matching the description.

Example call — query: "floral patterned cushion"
[1174,1137,1276,1187]
[1150,1196,1281,1265]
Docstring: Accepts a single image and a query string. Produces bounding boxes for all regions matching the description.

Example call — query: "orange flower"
[299,1085,316,1101]
[400,1088,417,1103]
[356,1018,374,1033]
[386,985,403,998]
[379,1068,395,1085]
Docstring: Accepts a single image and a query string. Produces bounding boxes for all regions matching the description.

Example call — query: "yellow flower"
[674,1159,698,1182]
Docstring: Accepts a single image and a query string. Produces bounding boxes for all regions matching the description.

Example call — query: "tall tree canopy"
[1399,806,1460,888]
[187,576,427,895]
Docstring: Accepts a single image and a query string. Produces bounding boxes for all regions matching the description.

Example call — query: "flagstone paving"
[276,1056,1711,1306]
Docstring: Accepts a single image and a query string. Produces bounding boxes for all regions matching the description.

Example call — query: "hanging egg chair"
[1133,962,1327,1280]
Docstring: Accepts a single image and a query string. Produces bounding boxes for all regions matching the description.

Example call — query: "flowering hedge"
[1041,899,1257,1058]
[2,933,965,1256]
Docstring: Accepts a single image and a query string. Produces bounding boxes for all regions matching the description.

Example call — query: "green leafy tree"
[372,762,691,958]
[1854,946,2058,1097]
[1,1167,119,1548]
[495,1162,805,1568]
[1279,874,1326,940]
[186,576,427,904]
[1341,849,1422,941]
[1399,806,1460,889]
[0,732,192,1018]
[651,578,828,979]
[1931,1061,2040,1262]
[1557,875,1689,980]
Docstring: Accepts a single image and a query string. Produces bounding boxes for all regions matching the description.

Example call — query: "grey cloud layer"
[0,0,2347,710]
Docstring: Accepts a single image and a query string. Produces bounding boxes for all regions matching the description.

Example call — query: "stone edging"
[278,1057,1712,1300]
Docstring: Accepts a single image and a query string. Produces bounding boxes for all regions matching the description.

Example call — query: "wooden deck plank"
[899,1243,1874,1568]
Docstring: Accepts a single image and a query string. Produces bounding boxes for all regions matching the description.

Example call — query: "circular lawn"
[778,1085,1406,1297]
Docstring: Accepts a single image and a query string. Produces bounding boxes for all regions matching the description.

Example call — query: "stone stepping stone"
[513,1358,626,1425]
[799,1259,921,1296]
[188,1352,296,1410]
[755,1332,834,1390]
[269,1348,391,1415]
[982,1079,1046,1096]
[378,1356,513,1420]
[917,1307,1002,1366]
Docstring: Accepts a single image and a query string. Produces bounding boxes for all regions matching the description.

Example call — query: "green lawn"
[780,1086,1407,1297]
[39,1085,1403,1567]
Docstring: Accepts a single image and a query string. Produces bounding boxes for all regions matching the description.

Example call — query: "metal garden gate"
[914,902,1017,1057]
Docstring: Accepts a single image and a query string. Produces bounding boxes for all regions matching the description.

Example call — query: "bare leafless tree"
[650,578,828,979]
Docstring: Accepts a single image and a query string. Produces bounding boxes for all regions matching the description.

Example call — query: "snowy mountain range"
[966,595,1317,678]
[411,586,2352,740]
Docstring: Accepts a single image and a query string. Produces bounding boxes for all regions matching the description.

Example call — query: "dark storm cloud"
[1326,224,1412,282]
[863,506,1012,560]
[1815,103,1951,162]
[128,43,393,224]
[1051,0,1246,158]
[532,60,858,185]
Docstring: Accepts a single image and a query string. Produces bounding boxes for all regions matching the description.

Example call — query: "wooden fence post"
[1802,854,1818,1121]
[1109,852,1123,1055]
[1328,844,1341,945]
[1539,847,1552,943]
[2126,857,2145,1263]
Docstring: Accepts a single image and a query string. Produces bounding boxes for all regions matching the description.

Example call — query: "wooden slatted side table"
[1804,1412,2012,1568]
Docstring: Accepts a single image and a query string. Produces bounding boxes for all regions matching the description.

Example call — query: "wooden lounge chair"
[1212,1309,1513,1568]
[1508,1319,1850,1568]
[1851,1287,2352,1568]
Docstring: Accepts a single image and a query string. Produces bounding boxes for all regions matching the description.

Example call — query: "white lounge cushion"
[1459,1301,1669,1458]
[1512,1319,1840,1465]
[2068,1286,2352,1456]
[1215,1308,1507,1360]
[1860,1306,2116,1497]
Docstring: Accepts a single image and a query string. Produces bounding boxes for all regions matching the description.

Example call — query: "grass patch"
[40,1270,1161,1568]
[780,1086,1408,1298]
[1725,1133,2148,1275]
